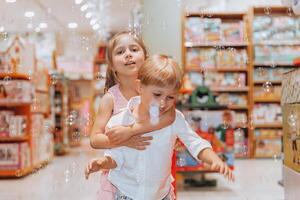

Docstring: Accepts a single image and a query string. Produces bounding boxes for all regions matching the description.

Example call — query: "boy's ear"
[135,79,142,94]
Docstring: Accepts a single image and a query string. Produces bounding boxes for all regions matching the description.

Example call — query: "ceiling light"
[0,26,4,32]
[68,22,78,29]
[39,22,48,29]
[85,12,92,19]
[6,0,16,3]
[75,0,83,4]
[92,24,100,30]
[80,4,88,12]
[24,11,35,18]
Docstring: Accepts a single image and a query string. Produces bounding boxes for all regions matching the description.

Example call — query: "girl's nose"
[124,49,132,58]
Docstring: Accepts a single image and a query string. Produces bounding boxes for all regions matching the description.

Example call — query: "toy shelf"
[0,73,31,80]
[0,136,29,142]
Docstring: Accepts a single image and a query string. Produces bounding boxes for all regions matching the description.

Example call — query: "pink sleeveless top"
[98,84,128,200]
[107,84,128,115]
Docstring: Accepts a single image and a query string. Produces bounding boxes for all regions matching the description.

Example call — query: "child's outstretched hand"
[85,158,107,180]
[210,159,235,182]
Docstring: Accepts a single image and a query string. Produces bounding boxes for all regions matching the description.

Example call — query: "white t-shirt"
[105,96,212,200]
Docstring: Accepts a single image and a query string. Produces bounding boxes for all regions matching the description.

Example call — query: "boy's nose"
[160,99,166,108]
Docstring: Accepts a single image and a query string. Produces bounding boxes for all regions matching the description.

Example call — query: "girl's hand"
[106,126,133,145]
[210,160,235,182]
[122,134,153,150]
[85,158,107,180]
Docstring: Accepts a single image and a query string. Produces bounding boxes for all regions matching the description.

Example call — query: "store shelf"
[185,41,248,48]
[254,123,282,128]
[186,12,245,19]
[254,62,296,67]
[0,102,32,107]
[0,73,31,80]
[254,98,281,103]
[36,89,49,93]
[176,165,213,173]
[255,136,281,140]
[254,80,282,84]
[185,67,248,73]
[177,164,234,173]
[211,87,249,92]
[254,40,300,46]
[0,135,29,142]
[228,105,248,110]
[0,158,52,177]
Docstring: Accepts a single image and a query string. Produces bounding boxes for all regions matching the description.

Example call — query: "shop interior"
[1,0,300,199]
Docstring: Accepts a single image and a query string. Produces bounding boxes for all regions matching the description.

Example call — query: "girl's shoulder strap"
[106,84,128,115]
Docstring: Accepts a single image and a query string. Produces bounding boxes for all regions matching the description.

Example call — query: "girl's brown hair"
[138,55,183,90]
[104,31,148,92]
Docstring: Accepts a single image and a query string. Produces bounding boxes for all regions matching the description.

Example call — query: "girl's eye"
[116,50,123,55]
[153,93,161,97]
[131,47,139,52]
[167,96,175,100]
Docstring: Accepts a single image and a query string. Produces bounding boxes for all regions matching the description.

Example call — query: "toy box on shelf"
[281,68,300,199]
[249,6,300,158]
[183,11,252,159]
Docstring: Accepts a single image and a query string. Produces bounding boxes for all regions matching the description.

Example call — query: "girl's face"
[140,84,177,116]
[112,35,145,78]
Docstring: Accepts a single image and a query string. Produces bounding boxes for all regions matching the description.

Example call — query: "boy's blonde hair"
[138,55,183,90]
[105,31,148,92]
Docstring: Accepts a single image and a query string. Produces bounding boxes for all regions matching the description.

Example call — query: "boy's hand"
[85,158,107,180]
[210,160,235,182]
[106,126,133,145]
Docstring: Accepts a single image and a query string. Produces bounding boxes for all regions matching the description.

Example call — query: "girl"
[86,55,234,200]
[90,32,176,199]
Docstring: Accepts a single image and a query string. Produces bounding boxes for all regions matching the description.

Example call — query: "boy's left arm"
[175,111,234,181]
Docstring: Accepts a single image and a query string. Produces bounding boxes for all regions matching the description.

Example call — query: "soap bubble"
[50,74,59,85]
[262,81,273,93]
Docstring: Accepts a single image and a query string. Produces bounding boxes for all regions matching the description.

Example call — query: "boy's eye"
[153,93,161,97]
[167,96,175,100]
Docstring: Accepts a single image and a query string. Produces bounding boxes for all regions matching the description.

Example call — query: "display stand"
[281,68,300,199]
[182,11,252,159]
[0,37,53,177]
[248,6,300,158]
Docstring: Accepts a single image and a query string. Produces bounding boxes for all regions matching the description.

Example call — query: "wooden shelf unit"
[248,6,300,158]
[0,72,52,177]
[182,11,253,158]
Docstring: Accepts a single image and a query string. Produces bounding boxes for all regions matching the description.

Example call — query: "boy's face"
[140,83,177,115]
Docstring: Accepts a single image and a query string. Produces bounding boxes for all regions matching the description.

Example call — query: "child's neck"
[118,78,138,100]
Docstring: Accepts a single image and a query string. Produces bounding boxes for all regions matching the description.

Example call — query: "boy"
[85,55,234,200]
